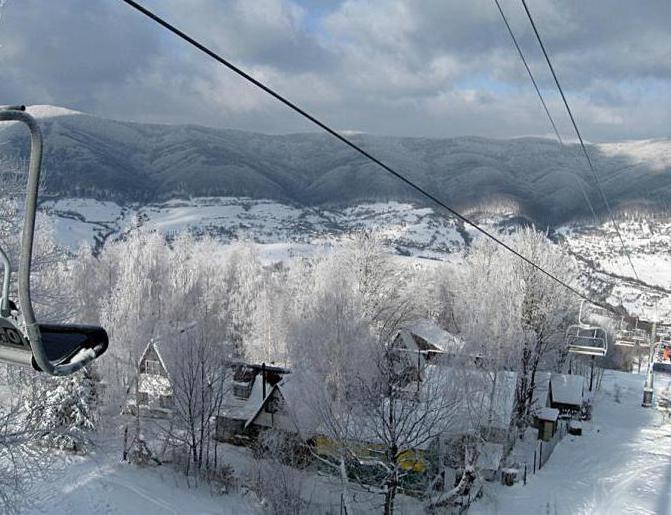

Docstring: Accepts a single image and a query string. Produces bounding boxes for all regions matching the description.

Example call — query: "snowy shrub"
[250,431,307,515]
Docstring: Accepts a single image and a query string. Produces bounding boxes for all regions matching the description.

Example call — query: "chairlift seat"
[32,324,108,372]
[566,325,608,357]
[615,330,636,347]
[567,338,608,357]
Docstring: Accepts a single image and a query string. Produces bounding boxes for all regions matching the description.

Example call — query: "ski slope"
[471,370,671,515]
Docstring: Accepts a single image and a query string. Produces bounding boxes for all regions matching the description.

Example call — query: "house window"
[145,360,162,375]
[137,392,149,406]
[233,382,252,399]
[265,395,281,414]
[160,395,173,409]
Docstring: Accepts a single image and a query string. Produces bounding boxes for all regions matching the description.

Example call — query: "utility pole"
[642,322,656,408]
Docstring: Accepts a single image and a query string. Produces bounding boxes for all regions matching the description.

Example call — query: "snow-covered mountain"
[3,105,671,226]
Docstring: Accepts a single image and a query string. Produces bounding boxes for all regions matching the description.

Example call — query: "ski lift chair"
[566,325,608,356]
[615,318,647,348]
[0,107,108,375]
[565,301,608,357]
[615,329,636,348]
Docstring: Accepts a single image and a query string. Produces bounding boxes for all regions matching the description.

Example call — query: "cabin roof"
[536,407,560,422]
[400,320,463,353]
[223,375,269,422]
[550,373,584,406]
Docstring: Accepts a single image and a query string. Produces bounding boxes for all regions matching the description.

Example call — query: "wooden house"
[214,362,290,442]
[125,339,174,418]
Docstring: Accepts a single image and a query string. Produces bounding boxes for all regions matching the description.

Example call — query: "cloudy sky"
[0,0,669,141]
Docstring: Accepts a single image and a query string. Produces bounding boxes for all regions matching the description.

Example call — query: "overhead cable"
[520,0,640,281]
[492,0,598,222]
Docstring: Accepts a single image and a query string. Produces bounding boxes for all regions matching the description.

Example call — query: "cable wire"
[520,0,640,281]
[119,0,617,312]
[492,0,598,223]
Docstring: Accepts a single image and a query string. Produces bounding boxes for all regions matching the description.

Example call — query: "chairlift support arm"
[0,107,104,376]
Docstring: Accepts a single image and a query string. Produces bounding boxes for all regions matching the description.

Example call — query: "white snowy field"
[471,369,671,515]
[25,444,258,515]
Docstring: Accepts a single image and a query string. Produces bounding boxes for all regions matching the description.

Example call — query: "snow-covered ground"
[41,197,472,259]
[471,369,671,515]
[26,442,258,515]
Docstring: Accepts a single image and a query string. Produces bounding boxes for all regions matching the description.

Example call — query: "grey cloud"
[0,0,669,142]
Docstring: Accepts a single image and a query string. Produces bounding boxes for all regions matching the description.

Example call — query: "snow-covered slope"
[558,218,671,321]
[42,197,470,259]
[471,369,671,515]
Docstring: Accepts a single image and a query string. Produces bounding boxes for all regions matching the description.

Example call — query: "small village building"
[214,362,290,442]
[548,373,585,417]
[391,320,465,383]
[125,339,174,418]
[394,320,464,362]
[535,407,560,442]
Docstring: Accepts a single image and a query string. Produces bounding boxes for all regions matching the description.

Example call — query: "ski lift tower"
[642,321,657,408]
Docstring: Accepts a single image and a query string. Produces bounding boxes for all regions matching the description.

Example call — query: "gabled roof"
[224,375,269,422]
[244,374,322,438]
[138,340,170,376]
[550,373,584,406]
[399,320,464,354]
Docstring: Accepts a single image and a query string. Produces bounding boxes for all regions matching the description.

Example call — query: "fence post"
[533,449,537,473]
[539,441,543,469]
[524,463,527,485]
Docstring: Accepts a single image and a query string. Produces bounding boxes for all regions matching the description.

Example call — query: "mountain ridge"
[1,105,670,226]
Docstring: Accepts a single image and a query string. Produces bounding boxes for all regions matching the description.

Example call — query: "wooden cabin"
[214,362,290,442]
[125,340,174,418]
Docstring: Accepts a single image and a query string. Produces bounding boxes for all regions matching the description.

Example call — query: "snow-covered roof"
[536,407,559,422]
[550,374,585,407]
[400,320,463,353]
[223,376,269,422]
[138,373,172,396]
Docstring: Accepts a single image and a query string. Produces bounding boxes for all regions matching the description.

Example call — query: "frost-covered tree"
[440,228,578,436]
[24,368,99,453]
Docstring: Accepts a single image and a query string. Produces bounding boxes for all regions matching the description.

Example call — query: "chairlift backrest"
[565,302,608,357]
[0,107,108,375]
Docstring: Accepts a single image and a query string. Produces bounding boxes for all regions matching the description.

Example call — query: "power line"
[119,0,616,312]
[492,0,598,223]
[520,0,639,281]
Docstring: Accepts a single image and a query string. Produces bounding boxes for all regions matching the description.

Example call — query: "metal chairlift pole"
[642,322,656,408]
[0,107,108,375]
[0,246,10,317]
[589,355,595,392]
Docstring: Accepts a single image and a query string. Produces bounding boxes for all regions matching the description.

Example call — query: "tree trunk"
[383,478,397,515]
